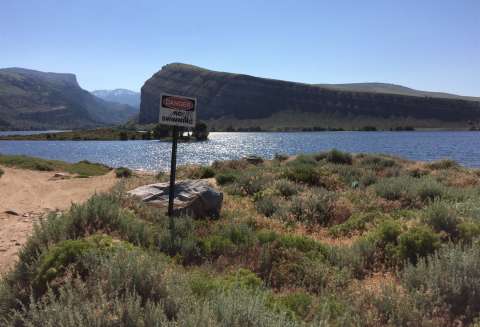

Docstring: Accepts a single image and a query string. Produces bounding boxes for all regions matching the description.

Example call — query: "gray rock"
[128,179,223,218]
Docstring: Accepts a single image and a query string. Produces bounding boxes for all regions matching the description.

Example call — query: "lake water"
[1,131,480,171]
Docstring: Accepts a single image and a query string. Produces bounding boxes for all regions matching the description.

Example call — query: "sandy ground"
[0,166,117,274]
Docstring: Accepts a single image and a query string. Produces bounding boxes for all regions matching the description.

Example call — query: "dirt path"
[0,166,117,274]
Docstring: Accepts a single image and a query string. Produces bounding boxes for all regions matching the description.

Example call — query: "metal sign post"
[167,125,178,217]
[159,94,197,219]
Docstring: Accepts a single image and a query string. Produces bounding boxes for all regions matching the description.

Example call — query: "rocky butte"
[139,63,480,130]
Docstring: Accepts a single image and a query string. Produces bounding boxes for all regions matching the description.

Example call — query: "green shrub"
[0,155,110,176]
[273,179,300,197]
[422,201,460,237]
[359,155,397,170]
[292,154,317,165]
[397,226,440,264]
[374,220,403,245]
[329,212,376,237]
[283,163,320,185]
[301,259,351,293]
[325,239,376,278]
[325,149,352,165]
[114,166,132,178]
[289,191,333,226]
[401,243,480,324]
[212,159,251,172]
[201,235,235,257]
[65,161,110,176]
[198,166,215,178]
[32,161,54,171]
[372,284,429,327]
[224,268,263,290]
[375,176,447,204]
[359,172,377,187]
[333,165,362,186]
[277,234,326,254]
[188,166,216,179]
[259,245,308,289]
[256,229,278,244]
[235,171,272,196]
[33,235,121,296]
[458,221,480,244]
[189,268,262,299]
[275,291,313,320]
[375,176,415,201]
[0,167,3,178]
[215,171,238,185]
[255,195,280,217]
[0,154,54,171]
[427,159,458,170]
[220,223,256,247]
[416,178,446,202]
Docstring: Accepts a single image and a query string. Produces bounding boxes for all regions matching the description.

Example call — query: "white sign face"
[159,93,197,128]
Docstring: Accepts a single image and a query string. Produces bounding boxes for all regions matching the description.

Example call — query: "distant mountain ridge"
[139,63,480,130]
[92,89,140,108]
[0,68,138,130]
[316,82,480,102]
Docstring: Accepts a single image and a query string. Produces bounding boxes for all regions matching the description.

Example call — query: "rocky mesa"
[139,63,480,130]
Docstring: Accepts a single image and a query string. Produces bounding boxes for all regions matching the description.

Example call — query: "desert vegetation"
[0,122,210,142]
[1,150,480,326]
[0,154,111,177]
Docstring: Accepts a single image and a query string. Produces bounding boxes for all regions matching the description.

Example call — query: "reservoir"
[1,131,479,170]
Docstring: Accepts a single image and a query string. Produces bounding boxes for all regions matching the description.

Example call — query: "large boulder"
[127,179,223,218]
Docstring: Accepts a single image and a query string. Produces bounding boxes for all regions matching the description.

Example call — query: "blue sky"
[1,0,479,95]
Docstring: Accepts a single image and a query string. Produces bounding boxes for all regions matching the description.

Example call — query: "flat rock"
[128,179,223,218]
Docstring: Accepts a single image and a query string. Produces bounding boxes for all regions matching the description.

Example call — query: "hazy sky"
[1,0,479,95]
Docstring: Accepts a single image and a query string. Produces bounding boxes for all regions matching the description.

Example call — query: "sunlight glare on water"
[1,131,480,170]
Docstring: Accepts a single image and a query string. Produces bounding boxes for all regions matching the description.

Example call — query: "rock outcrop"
[139,63,480,129]
[128,179,223,218]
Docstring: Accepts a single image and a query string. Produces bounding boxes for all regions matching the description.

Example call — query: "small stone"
[52,172,70,179]
[4,209,20,216]
[15,242,21,246]
[244,155,264,165]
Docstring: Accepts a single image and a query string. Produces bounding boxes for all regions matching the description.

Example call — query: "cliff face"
[0,68,138,130]
[139,63,480,129]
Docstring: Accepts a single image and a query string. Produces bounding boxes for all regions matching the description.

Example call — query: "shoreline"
[1,128,479,141]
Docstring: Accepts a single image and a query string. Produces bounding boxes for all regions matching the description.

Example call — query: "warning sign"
[159,94,197,128]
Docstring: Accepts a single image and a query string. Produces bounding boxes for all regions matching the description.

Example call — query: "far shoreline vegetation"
[0,122,210,141]
[0,123,479,142]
